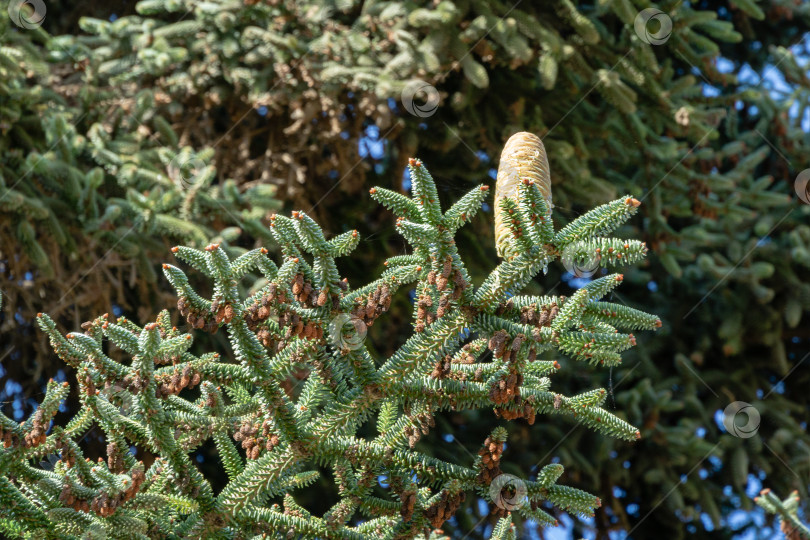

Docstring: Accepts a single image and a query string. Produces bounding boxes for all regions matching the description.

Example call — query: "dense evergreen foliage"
[0,141,660,538]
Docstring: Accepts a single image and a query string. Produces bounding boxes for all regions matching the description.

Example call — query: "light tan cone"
[494,132,552,257]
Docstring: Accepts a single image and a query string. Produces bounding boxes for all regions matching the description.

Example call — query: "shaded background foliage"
[2,0,810,537]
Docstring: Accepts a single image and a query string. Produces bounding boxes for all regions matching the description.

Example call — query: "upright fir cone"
[494,132,552,257]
